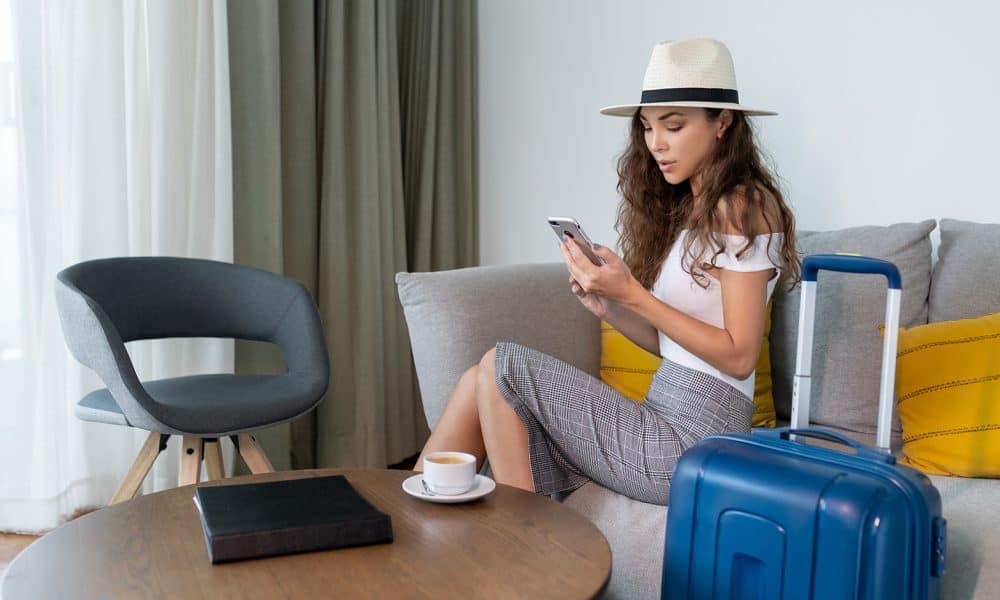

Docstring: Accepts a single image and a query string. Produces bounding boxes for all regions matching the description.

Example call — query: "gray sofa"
[396,219,1000,599]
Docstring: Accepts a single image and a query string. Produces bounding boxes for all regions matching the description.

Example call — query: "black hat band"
[640,87,739,104]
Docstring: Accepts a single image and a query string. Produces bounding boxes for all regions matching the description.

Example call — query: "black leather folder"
[193,475,393,563]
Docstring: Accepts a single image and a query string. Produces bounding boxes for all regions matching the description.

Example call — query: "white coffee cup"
[423,451,476,495]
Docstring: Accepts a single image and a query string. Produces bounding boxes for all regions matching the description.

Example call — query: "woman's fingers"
[562,240,596,290]
[564,240,628,309]
[560,240,571,262]
[570,236,595,260]
[567,272,584,296]
[590,244,636,297]
[561,241,583,279]
[593,244,615,263]
[593,244,627,271]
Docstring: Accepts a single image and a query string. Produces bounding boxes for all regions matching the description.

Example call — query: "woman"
[416,38,800,505]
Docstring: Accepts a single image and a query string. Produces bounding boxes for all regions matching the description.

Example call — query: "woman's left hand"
[560,238,639,303]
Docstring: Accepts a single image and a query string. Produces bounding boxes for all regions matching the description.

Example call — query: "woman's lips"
[659,161,676,172]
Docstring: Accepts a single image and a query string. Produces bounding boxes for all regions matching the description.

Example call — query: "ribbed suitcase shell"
[662,429,946,599]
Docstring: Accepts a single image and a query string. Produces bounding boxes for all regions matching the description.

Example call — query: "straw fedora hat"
[600,38,776,117]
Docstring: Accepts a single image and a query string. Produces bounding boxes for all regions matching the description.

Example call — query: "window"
[0,0,18,364]
[0,0,23,446]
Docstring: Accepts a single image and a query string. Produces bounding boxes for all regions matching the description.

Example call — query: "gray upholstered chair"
[55,257,329,504]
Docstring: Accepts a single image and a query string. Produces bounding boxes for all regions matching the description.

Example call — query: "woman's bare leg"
[414,366,486,472]
[476,348,534,492]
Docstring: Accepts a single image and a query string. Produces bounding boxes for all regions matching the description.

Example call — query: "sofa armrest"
[396,263,601,429]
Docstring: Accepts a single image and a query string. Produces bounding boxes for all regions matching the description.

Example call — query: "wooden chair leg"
[178,436,204,486]
[203,438,225,481]
[236,433,275,474]
[110,432,169,505]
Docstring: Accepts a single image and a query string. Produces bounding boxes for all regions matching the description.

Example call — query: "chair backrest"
[59,257,302,342]
[55,257,329,431]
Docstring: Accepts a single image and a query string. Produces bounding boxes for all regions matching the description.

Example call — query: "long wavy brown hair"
[616,108,800,289]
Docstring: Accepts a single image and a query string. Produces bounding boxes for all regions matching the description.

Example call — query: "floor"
[1,454,421,580]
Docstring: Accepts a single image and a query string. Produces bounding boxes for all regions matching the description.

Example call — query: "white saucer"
[402,474,496,504]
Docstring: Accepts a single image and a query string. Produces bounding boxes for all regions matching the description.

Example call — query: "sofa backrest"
[396,263,600,429]
[769,220,936,437]
[929,219,1000,323]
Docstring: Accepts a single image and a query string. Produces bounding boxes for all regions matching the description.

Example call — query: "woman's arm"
[563,240,771,380]
[601,299,661,356]
[619,269,771,379]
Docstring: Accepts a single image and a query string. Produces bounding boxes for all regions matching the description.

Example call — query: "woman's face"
[639,107,732,187]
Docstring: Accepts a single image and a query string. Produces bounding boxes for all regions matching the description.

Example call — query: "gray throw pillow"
[396,263,600,430]
[770,220,935,435]
[930,219,1000,322]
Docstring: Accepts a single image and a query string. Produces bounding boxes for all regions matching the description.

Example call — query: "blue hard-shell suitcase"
[662,255,947,599]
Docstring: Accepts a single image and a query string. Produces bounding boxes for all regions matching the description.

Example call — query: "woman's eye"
[642,126,652,132]
[667,126,682,132]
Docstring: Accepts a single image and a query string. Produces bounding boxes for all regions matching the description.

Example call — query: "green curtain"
[227,0,478,469]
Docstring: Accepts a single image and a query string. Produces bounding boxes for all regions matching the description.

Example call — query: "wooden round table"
[2,469,611,599]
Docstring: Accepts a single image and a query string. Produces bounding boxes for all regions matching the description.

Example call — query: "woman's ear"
[717,109,734,139]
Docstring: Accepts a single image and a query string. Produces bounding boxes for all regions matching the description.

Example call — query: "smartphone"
[547,216,604,266]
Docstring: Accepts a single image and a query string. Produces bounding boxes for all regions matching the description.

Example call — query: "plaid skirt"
[494,341,754,505]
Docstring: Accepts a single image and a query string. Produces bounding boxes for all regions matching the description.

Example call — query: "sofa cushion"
[894,312,1000,477]
[930,219,1000,323]
[770,220,935,435]
[396,263,600,429]
[562,481,666,599]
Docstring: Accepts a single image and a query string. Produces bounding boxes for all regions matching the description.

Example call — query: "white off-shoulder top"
[650,229,784,399]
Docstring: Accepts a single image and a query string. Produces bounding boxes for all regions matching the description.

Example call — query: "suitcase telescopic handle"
[801,254,902,289]
[792,254,903,453]
[757,427,897,464]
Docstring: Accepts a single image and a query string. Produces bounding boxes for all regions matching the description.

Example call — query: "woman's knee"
[476,347,501,403]
[478,346,497,372]
[458,364,479,388]
[478,347,499,382]
[445,365,479,410]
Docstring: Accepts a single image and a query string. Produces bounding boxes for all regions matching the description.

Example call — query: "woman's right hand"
[569,274,613,318]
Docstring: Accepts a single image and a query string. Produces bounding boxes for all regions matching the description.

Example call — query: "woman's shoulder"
[715,184,786,237]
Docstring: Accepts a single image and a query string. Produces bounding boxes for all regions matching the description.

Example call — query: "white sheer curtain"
[1,0,233,532]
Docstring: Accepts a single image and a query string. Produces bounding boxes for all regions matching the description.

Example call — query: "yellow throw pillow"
[752,305,777,427]
[600,321,662,401]
[894,312,1000,477]
[599,303,777,427]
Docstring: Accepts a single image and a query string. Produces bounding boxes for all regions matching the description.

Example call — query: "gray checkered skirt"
[494,341,754,505]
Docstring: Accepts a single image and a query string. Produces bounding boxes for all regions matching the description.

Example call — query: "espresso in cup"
[423,451,476,495]
[426,456,467,465]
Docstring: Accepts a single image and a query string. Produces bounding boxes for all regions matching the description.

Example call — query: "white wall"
[478,0,1000,265]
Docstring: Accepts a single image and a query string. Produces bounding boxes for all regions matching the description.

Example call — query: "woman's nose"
[650,128,668,151]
